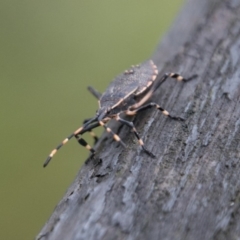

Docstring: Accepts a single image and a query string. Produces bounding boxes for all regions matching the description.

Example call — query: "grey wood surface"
[37,0,240,239]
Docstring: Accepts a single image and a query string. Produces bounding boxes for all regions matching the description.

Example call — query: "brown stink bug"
[44,60,197,167]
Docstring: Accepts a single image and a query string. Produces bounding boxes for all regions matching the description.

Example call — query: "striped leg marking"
[115,115,155,157]
[151,72,198,96]
[127,102,184,121]
[161,72,198,85]
[74,126,95,155]
[75,134,95,154]
[130,73,197,110]
[99,121,126,148]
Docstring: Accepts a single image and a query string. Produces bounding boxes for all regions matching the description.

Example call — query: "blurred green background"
[0,1,184,239]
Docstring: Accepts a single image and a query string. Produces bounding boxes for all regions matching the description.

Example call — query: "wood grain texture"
[37,0,240,239]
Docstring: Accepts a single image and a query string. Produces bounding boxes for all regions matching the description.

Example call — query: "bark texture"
[37,0,240,239]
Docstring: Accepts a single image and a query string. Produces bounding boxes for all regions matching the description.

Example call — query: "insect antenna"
[87,86,102,99]
[44,132,77,168]
[43,117,98,168]
[83,118,99,143]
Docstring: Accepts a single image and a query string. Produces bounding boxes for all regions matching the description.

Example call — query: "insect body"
[44,60,196,167]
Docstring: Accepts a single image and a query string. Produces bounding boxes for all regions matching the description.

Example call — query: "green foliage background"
[0,1,183,239]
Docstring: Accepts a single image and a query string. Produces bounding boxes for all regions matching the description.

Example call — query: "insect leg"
[131,73,197,110]
[115,115,155,157]
[74,135,96,155]
[127,102,184,120]
[98,120,126,148]
[152,72,198,93]
[87,86,102,99]
[165,72,197,83]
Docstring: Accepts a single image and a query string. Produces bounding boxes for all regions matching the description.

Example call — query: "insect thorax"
[98,94,136,119]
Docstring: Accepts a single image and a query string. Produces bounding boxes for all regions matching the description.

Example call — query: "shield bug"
[44,60,197,167]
